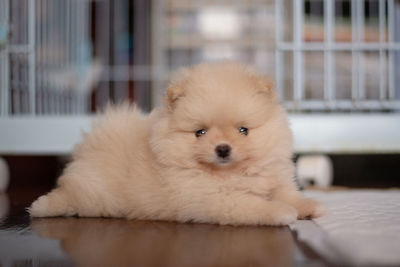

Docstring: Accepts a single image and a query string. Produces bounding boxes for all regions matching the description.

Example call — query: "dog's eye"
[195,129,207,137]
[238,127,248,136]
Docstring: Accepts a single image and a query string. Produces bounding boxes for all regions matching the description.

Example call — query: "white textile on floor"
[290,190,400,267]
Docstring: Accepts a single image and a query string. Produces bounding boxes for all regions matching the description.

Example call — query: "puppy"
[29,62,323,225]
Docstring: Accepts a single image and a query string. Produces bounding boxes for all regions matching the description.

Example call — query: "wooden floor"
[0,188,329,267]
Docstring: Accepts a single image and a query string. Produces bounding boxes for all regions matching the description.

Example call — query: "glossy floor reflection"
[33,218,298,266]
[0,190,326,267]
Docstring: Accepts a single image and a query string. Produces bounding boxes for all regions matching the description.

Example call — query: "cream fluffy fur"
[29,62,323,226]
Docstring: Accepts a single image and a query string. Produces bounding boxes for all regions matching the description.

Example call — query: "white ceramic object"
[0,157,10,192]
[296,155,333,188]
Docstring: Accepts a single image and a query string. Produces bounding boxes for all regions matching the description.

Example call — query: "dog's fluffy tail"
[29,188,75,217]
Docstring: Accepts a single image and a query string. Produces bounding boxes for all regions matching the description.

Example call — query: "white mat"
[291,190,400,267]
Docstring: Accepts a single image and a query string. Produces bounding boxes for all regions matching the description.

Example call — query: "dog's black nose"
[215,144,231,159]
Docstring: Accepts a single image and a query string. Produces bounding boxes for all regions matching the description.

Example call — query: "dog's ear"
[165,67,191,110]
[245,66,277,100]
[259,76,276,97]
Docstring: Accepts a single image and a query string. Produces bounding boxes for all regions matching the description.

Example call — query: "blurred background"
[0,0,399,193]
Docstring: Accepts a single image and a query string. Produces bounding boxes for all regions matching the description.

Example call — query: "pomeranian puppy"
[29,62,323,226]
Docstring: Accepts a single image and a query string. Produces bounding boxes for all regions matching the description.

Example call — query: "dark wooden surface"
[0,187,330,267]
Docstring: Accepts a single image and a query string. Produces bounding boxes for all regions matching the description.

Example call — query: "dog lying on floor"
[29,62,324,225]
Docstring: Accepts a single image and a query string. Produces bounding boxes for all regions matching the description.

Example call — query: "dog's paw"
[267,202,298,226]
[295,198,325,219]
[29,196,50,217]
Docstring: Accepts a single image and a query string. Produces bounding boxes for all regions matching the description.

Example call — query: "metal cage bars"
[0,0,92,116]
[2,0,400,115]
[275,0,400,111]
[0,0,9,116]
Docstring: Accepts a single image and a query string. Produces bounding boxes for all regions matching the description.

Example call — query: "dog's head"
[151,62,292,173]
